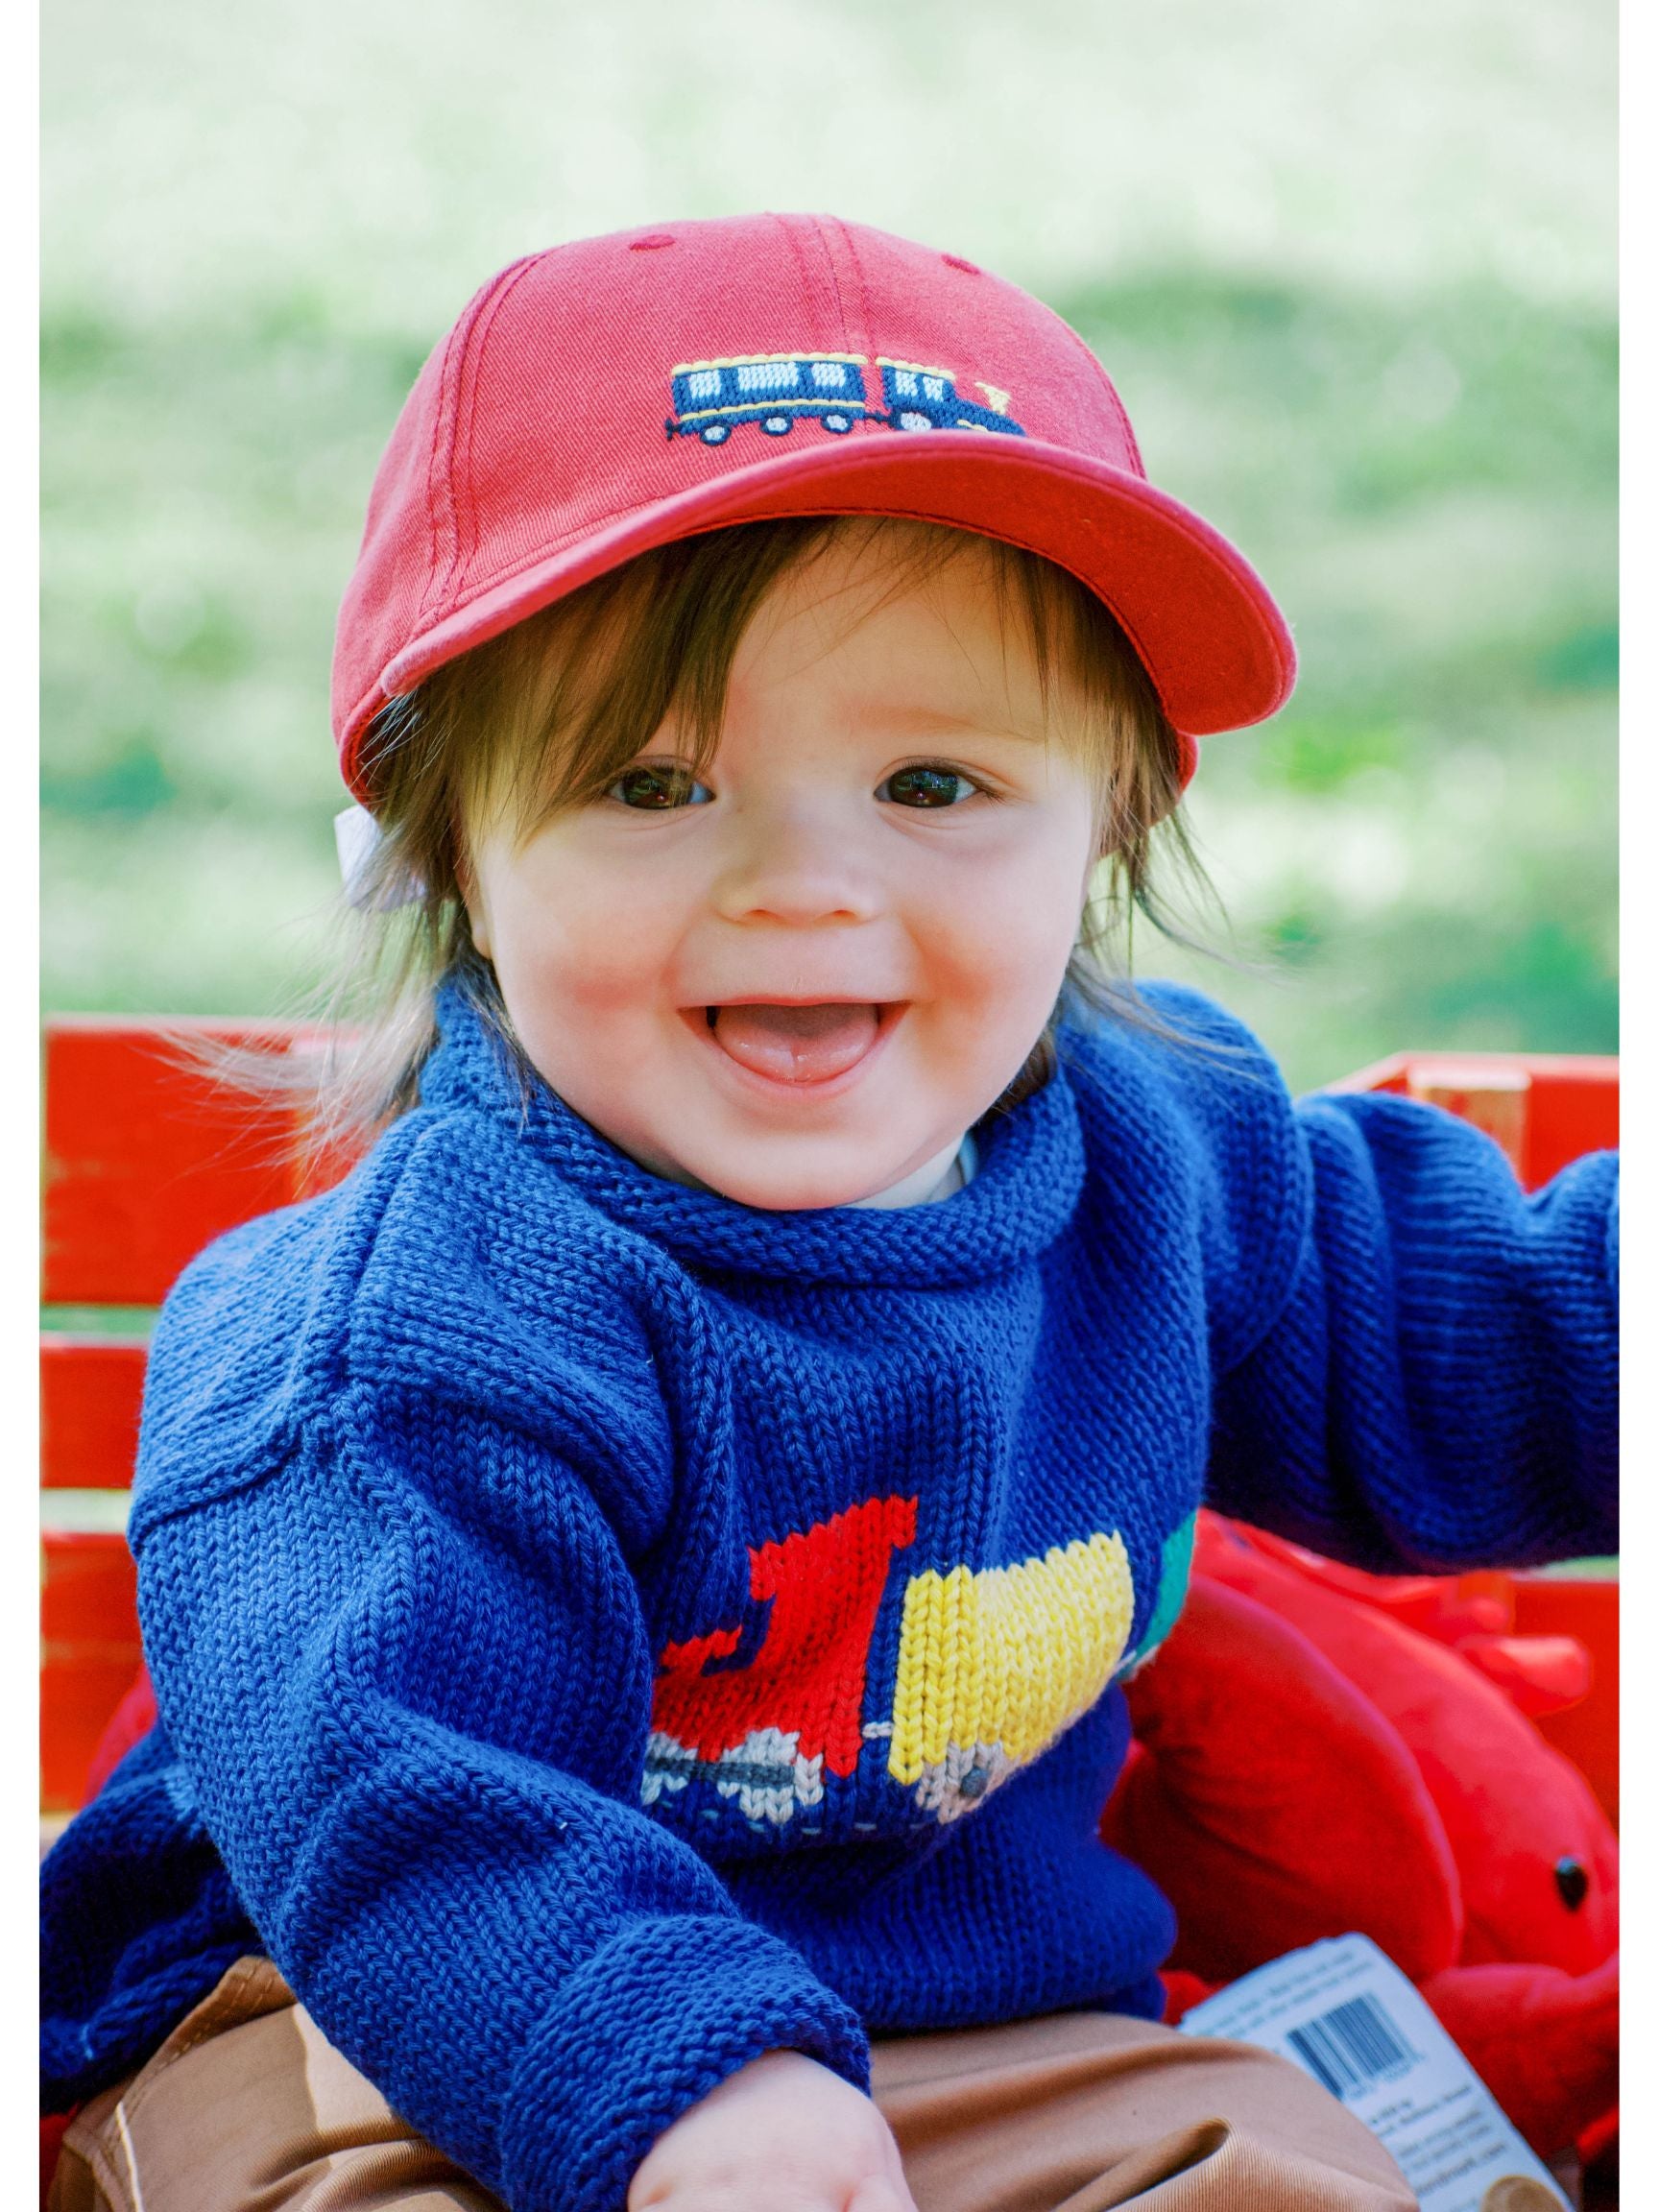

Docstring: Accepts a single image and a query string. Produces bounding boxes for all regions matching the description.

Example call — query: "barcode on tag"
[1179,1937,1569,2212]
[1285,1992,1414,2100]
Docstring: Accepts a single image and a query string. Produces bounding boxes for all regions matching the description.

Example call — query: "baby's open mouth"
[705,1002,889,1084]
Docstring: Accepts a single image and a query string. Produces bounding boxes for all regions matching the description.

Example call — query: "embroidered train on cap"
[665,352,1025,445]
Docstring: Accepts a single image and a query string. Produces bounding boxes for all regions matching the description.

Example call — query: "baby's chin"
[649,1135,948,1213]
[690,1163,912,1213]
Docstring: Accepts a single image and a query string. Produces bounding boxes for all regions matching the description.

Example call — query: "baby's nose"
[711,805,882,926]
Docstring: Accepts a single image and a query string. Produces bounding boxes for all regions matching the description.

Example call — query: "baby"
[41,215,1617,2212]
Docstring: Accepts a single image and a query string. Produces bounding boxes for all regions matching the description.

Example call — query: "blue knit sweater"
[40,985,1618,2211]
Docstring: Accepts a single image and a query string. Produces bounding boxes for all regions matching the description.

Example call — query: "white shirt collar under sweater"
[620,1129,978,1209]
[846,1130,978,1209]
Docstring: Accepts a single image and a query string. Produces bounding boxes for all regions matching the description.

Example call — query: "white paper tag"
[1179,1935,1567,2212]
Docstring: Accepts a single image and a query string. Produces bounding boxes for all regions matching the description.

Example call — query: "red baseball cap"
[333,212,1295,800]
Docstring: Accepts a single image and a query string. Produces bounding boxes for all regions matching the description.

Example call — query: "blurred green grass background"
[42,0,1615,1092]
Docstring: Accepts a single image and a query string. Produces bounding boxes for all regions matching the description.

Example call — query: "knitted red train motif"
[646,1494,919,1824]
[644,1492,1145,1826]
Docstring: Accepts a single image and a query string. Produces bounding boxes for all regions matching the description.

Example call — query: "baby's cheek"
[508,881,656,1016]
[915,906,1075,1112]
[492,909,661,1103]
[933,868,1079,1017]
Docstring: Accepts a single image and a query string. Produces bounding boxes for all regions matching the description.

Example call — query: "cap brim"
[354,433,1294,797]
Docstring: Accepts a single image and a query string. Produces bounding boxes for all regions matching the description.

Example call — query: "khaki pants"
[52,1954,1419,2212]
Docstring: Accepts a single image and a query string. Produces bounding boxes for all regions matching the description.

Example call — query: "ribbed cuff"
[497,1913,870,2212]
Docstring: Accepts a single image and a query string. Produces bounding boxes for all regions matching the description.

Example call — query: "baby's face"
[464,533,1101,1208]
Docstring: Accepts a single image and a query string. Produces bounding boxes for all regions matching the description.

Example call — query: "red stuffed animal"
[1101,1512,1618,2163]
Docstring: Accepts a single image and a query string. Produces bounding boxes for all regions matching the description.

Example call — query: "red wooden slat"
[1326,1050,1619,1190]
[41,1528,140,1647]
[43,1019,357,1307]
[40,1336,148,1490]
[1405,1067,1528,1178]
[40,1531,142,1815]
[1523,1063,1619,1188]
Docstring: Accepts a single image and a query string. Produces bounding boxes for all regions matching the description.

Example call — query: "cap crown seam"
[445,256,548,613]
[809,213,863,360]
[771,212,835,354]
[414,261,545,631]
[831,218,878,358]
[415,317,469,635]
[415,265,518,632]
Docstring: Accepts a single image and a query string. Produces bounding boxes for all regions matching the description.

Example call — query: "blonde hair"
[299,516,1206,1146]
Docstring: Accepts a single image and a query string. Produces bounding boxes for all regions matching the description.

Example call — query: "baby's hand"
[628,2048,919,2212]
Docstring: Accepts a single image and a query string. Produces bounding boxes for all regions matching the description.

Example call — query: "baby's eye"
[607,763,713,810]
[878,765,979,809]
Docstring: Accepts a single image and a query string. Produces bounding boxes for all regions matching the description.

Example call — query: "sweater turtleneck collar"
[416,982,1088,1289]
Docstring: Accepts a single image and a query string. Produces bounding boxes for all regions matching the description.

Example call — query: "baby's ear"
[454,850,492,958]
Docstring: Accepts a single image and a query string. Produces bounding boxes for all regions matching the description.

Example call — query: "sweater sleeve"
[129,1375,868,2212]
[1206,1089,1619,1573]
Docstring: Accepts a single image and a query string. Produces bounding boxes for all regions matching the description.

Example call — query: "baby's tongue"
[711,1002,878,1083]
